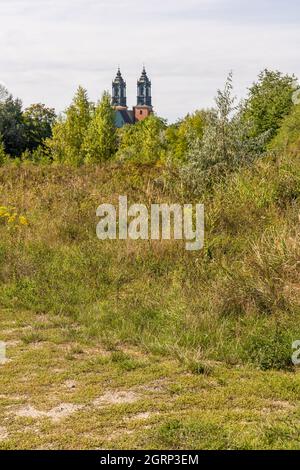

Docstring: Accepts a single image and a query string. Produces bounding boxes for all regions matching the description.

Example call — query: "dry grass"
[0,154,299,448]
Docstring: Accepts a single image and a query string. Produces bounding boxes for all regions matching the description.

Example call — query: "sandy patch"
[0,427,8,441]
[129,412,153,420]
[64,380,76,389]
[93,390,140,406]
[15,403,83,422]
[138,379,167,393]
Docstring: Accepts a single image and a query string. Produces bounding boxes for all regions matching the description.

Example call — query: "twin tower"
[112,67,153,127]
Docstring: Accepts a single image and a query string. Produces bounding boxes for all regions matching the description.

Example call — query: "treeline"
[0,85,56,160]
[0,69,299,192]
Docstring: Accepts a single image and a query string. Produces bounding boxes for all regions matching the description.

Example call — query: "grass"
[0,308,300,449]
[0,153,299,449]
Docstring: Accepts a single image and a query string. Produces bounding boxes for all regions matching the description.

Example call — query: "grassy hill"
[0,152,299,449]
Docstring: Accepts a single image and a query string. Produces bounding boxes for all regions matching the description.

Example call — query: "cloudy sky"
[1,0,300,122]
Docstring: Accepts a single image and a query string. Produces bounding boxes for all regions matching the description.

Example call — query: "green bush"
[269,103,300,154]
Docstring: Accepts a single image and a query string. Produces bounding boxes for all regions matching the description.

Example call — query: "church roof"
[118,109,134,124]
[115,109,134,127]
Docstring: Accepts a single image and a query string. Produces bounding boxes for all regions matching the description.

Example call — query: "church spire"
[136,67,152,107]
[112,68,127,107]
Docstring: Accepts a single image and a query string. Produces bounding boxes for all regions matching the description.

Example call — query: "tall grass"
[0,153,299,370]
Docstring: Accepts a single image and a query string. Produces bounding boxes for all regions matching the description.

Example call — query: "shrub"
[269,103,300,155]
[181,74,268,194]
[116,114,167,164]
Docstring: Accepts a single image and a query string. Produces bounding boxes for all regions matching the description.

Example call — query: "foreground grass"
[0,156,299,448]
[0,308,300,450]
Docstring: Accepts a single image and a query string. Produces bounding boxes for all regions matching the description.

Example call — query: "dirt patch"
[0,394,27,401]
[0,358,12,365]
[93,390,140,407]
[138,379,167,393]
[269,400,295,409]
[5,340,21,347]
[15,403,83,422]
[0,427,8,441]
[108,429,135,441]
[64,380,76,389]
[128,412,153,420]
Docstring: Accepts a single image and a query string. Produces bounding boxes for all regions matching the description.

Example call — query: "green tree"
[83,91,117,163]
[165,110,207,164]
[23,103,56,151]
[243,69,296,145]
[0,91,25,157]
[269,103,300,154]
[117,114,167,164]
[47,86,92,165]
[0,85,9,102]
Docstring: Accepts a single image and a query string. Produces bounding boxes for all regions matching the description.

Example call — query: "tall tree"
[116,114,167,164]
[23,103,56,151]
[0,85,9,102]
[166,110,207,164]
[0,92,25,157]
[243,69,296,145]
[83,91,117,163]
[48,86,92,165]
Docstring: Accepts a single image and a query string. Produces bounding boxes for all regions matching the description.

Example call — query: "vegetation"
[116,114,167,164]
[83,91,117,163]
[269,103,300,155]
[0,68,299,449]
[48,86,92,165]
[243,69,296,146]
[181,73,268,193]
[0,85,56,158]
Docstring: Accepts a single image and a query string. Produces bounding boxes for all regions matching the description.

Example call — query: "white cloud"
[0,0,299,121]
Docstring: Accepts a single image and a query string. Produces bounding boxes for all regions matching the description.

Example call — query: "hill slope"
[0,154,299,449]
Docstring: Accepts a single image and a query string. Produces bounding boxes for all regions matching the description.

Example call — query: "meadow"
[0,147,299,449]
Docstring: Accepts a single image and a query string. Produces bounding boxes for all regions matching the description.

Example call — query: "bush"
[116,115,167,164]
[269,103,300,155]
[181,74,268,194]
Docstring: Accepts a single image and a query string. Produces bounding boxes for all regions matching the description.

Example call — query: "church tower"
[112,68,127,108]
[137,66,152,106]
[133,67,153,122]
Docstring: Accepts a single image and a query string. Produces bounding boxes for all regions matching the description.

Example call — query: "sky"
[1,0,300,122]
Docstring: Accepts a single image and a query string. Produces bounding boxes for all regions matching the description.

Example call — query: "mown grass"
[0,154,299,448]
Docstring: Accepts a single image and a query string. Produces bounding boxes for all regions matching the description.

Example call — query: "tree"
[23,103,56,151]
[0,93,25,157]
[47,86,92,165]
[243,69,296,145]
[182,73,268,194]
[83,91,117,163]
[116,114,167,164]
[0,85,9,102]
[269,103,300,154]
[165,110,207,164]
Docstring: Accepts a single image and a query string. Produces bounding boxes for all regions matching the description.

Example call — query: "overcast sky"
[1,0,300,122]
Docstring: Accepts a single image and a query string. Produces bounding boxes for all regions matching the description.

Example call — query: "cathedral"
[112,67,153,128]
